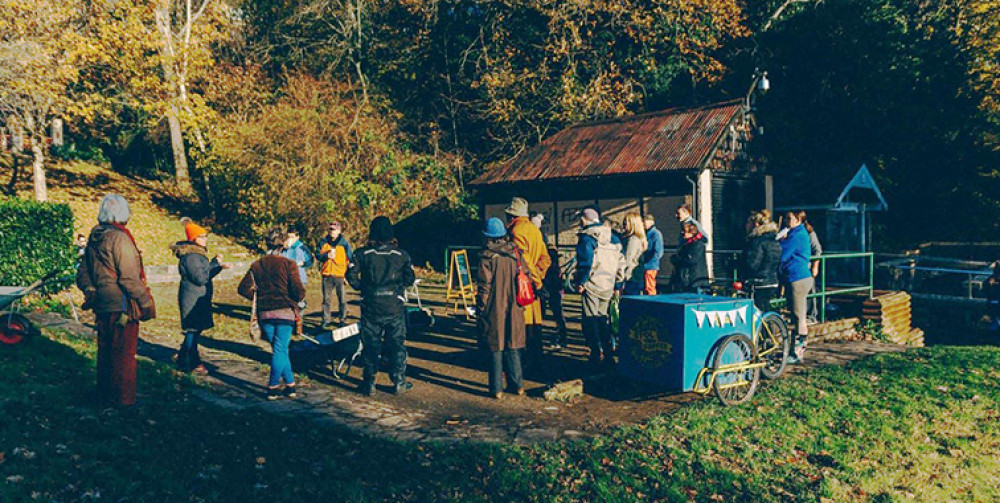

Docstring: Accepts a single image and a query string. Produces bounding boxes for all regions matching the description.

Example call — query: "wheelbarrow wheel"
[757,312,790,380]
[0,313,34,346]
[712,333,759,406]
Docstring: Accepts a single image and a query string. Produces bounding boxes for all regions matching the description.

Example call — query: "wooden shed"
[469,100,771,282]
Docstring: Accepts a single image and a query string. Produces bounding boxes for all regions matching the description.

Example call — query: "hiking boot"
[516,388,526,397]
[283,384,298,399]
[359,381,375,397]
[266,387,282,401]
[392,381,413,395]
[494,392,504,400]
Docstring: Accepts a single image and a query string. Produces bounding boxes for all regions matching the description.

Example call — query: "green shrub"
[0,198,76,293]
[194,74,463,248]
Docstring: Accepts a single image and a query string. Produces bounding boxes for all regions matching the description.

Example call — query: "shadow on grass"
[1,330,524,502]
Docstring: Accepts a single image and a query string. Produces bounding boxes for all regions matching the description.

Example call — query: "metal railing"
[445,244,874,323]
[811,252,875,322]
[877,256,993,300]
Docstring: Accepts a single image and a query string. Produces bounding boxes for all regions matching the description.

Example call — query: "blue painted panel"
[618,294,754,391]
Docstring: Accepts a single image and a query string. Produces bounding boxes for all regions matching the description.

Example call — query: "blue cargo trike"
[617,289,790,406]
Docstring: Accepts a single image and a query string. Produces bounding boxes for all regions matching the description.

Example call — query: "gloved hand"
[535,285,550,300]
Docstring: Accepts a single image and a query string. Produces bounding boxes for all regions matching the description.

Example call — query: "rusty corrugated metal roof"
[471,100,744,186]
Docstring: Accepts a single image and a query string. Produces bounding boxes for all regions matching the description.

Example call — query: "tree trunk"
[31,141,47,202]
[167,106,192,193]
[4,155,20,196]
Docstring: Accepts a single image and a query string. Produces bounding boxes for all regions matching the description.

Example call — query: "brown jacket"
[508,216,550,325]
[476,240,526,352]
[76,223,154,314]
[237,254,306,312]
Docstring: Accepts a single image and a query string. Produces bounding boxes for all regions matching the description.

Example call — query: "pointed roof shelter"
[835,164,888,211]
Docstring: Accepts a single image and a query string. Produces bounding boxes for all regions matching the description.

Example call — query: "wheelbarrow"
[0,270,64,345]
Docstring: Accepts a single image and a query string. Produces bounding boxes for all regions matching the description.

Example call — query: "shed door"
[711,176,765,281]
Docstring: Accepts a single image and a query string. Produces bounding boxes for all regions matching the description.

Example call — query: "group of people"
[475,197,826,396]
[76,193,416,406]
[76,190,822,407]
[474,197,680,396]
[740,209,822,363]
[232,217,416,400]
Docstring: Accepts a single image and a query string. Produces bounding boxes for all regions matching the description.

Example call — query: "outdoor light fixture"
[758,71,770,93]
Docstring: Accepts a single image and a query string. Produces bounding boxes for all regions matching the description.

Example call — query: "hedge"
[0,198,76,292]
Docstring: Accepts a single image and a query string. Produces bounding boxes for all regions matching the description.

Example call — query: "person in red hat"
[171,218,231,373]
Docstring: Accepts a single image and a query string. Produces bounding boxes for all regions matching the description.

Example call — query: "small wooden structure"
[470,100,771,281]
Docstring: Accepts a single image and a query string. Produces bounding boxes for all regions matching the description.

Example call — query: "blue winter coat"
[574,223,600,288]
[779,225,812,284]
[281,240,314,285]
[643,226,664,271]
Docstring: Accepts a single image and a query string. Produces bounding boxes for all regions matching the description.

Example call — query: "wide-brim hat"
[504,197,529,217]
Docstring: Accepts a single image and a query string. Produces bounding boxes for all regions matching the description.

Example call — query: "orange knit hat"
[181,217,208,241]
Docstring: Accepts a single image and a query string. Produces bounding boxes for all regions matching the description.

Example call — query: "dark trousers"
[177,329,202,370]
[582,316,613,366]
[523,324,544,367]
[753,286,778,313]
[488,349,523,395]
[322,276,347,324]
[95,313,139,406]
[542,290,568,344]
[360,315,407,385]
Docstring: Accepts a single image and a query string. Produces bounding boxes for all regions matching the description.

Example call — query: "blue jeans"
[262,322,295,387]
[177,329,202,370]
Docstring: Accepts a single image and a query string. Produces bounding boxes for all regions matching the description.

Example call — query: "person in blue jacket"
[779,210,814,363]
[282,230,314,307]
[642,214,664,295]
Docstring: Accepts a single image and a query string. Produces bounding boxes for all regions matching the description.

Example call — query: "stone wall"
[145,262,252,284]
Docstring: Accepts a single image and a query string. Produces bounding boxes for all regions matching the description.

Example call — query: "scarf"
[111,222,147,282]
[684,232,704,246]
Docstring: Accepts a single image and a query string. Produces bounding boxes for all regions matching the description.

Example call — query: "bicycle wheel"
[757,312,790,380]
[712,334,760,406]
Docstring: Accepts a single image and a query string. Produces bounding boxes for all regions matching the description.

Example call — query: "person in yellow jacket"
[317,222,353,327]
[504,197,551,366]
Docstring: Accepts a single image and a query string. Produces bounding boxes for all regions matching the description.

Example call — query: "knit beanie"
[369,216,395,243]
[181,217,208,241]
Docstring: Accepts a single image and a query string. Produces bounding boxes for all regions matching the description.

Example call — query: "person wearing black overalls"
[346,216,416,396]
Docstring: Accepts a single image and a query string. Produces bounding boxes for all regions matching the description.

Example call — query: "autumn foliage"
[196,74,461,244]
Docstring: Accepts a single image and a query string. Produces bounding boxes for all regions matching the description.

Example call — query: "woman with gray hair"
[77,194,156,406]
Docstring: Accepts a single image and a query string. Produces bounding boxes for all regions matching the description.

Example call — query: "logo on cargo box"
[628,316,672,366]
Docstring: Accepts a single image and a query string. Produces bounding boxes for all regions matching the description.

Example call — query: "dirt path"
[28,281,911,444]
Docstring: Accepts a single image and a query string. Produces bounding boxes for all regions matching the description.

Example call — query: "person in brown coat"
[238,227,307,400]
[77,194,155,406]
[477,218,526,399]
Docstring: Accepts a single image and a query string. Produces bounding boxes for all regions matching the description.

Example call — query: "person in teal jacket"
[779,211,813,363]
[282,230,314,308]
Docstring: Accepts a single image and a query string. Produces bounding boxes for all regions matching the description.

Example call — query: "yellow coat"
[508,216,551,325]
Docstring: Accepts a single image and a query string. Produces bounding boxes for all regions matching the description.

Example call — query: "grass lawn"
[22,160,252,265]
[2,328,999,502]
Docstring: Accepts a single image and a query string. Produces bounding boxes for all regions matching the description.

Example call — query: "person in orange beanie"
[171,217,230,373]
